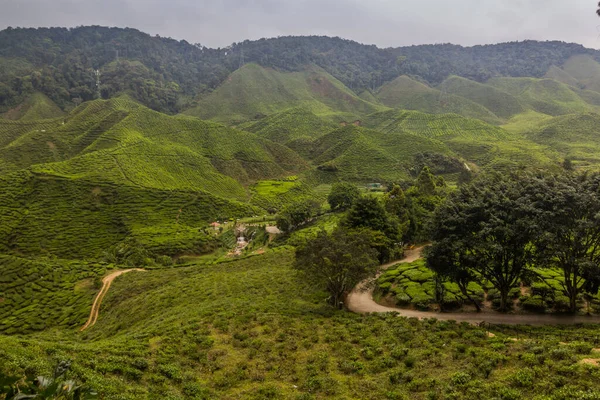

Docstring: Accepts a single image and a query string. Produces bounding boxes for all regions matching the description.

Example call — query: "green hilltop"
[438,76,526,119]
[1,92,65,121]
[0,96,312,258]
[183,63,385,125]
[375,75,503,125]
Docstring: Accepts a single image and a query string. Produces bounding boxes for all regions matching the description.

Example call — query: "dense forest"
[0,26,597,114]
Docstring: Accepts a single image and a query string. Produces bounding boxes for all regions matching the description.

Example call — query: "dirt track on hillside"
[80,269,145,331]
[346,248,600,326]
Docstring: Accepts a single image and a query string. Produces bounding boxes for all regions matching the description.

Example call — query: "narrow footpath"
[80,269,145,331]
[346,248,600,326]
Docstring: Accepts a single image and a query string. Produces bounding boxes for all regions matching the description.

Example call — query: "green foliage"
[0,255,109,334]
[327,182,361,211]
[427,173,540,311]
[0,361,97,399]
[276,199,321,233]
[294,228,379,307]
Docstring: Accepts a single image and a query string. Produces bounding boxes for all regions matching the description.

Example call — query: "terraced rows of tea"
[0,255,109,334]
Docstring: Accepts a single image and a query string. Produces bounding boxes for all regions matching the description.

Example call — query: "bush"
[510,369,533,388]
[404,356,416,368]
[451,372,471,386]
[520,295,547,312]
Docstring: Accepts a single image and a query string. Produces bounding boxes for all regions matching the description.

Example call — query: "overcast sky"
[1,0,600,49]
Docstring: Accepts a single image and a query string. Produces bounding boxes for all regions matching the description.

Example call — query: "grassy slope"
[2,249,600,399]
[376,75,502,125]
[544,65,580,87]
[438,76,525,119]
[487,77,595,116]
[306,124,450,182]
[563,54,600,93]
[525,112,600,164]
[183,63,385,125]
[1,92,65,121]
[364,109,557,170]
[241,107,338,150]
[0,97,311,258]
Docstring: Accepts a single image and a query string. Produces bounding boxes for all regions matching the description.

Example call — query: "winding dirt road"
[80,269,145,331]
[346,248,600,326]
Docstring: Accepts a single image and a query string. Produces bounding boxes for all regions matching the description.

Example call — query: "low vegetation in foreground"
[3,250,600,400]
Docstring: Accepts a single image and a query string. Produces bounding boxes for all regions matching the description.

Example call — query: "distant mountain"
[1,26,599,115]
[183,63,383,125]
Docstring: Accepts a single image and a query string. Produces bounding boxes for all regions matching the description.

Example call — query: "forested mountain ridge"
[0,25,598,115]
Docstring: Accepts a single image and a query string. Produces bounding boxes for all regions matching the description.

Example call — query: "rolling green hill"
[376,75,503,124]
[183,63,384,125]
[487,77,595,116]
[524,112,600,165]
[363,109,557,170]
[241,107,338,150]
[1,92,65,121]
[438,76,525,119]
[306,124,452,182]
[544,65,580,87]
[562,54,600,93]
[0,96,311,258]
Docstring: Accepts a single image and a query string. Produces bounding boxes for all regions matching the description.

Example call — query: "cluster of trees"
[1,26,597,113]
[293,167,448,307]
[427,172,600,313]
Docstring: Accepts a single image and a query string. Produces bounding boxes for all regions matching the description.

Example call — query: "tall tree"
[294,228,379,308]
[328,182,361,211]
[428,174,538,311]
[530,173,600,313]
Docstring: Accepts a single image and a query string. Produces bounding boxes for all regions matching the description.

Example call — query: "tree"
[384,184,410,240]
[343,195,401,262]
[327,182,361,211]
[294,228,379,308]
[276,199,320,233]
[428,174,538,311]
[530,173,600,313]
[416,166,436,195]
[426,238,482,312]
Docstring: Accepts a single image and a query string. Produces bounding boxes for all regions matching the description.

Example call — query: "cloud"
[0,0,599,49]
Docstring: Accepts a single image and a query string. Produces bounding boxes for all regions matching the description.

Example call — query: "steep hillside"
[1,92,65,121]
[438,76,525,119]
[525,112,600,164]
[0,97,310,258]
[241,107,337,144]
[487,77,595,116]
[544,65,580,87]
[376,75,502,124]
[183,63,384,125]
[563,54,600,93]
[363,109,557,169]
[306,125,452,182]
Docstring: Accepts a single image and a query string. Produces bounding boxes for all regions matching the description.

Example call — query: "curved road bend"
[346,248,600,326]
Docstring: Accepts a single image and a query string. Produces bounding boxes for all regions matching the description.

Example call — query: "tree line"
[291,167,447,307]
[0,26,597,114]
[427,172,600,313]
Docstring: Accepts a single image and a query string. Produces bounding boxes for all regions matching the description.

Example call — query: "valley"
[3,26,600,399]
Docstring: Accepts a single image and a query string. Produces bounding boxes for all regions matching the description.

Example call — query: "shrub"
[510,369,533,388]
[451,372,471,386]
[404,356,416,368]
[520,295,547,312]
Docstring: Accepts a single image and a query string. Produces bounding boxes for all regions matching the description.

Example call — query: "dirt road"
[80,269,145,331]
[346,248,600,326]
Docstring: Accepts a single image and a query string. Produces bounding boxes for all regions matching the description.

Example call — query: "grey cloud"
[0,0,599,49]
